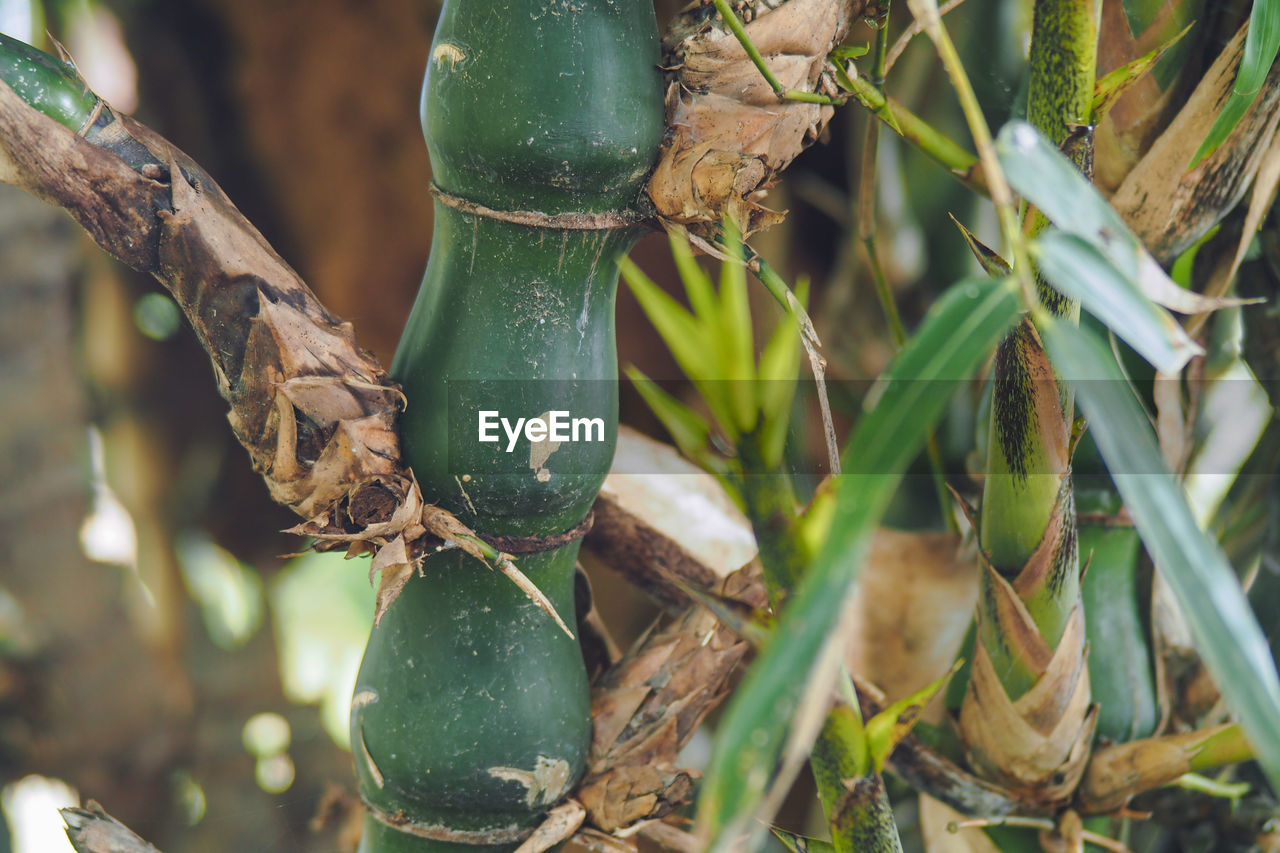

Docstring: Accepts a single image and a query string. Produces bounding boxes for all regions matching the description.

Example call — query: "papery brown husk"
[576,561,766,833]
[960,510,1095,808]
[0,80,482,619]
[1110,22,1280,263]
[647,0,866,237]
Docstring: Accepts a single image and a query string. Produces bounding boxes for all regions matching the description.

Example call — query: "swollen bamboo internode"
[348,3,664,850]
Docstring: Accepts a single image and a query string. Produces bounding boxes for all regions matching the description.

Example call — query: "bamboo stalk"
[961,0,1101,805]
[349,3,665,850]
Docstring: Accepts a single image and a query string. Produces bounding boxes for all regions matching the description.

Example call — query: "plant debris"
[62,802,163,853]
[1111,22,1280,264]
[0,78,495,621]
[648,0,867,237]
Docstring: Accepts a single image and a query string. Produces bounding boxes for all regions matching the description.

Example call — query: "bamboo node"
[430,184,648,231]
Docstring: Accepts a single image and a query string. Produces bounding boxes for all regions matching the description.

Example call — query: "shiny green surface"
[0,32,105,131]
[355,2,664,848]
[351,546,587,844]
[421,0,664,216]
[391,208,637,535]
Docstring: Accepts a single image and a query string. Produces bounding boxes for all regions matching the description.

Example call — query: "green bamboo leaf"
[830,45,870,61]
[1039,316,1280,793]
[668,229,719,324]
[1092,23,1193,121]
[865,662,959,773]
[697,277,1021,852]
[996,121,1253,316]
[626,366,713,462]
[771,827,836,853]
[621,256,738,432]
[1191,0,1280,166]
[1032,230,1202,373]
[718,220,758,434]
[757,281,805,469]
[619,256,710,378]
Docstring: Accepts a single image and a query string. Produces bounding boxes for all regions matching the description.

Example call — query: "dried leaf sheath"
[648,0,866,236]
[579,562,765,833]
[0,79,479,613]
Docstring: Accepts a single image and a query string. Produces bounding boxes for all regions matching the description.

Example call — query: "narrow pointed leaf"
[697,277,1021,851]
[1039,317,1280,793]
[950,213,1011,276]
[996,121,1255,316]
[1092,23,1193,120]
[620,257,713,379]
[1033,230,1202,374]
[865,662,960,773]
[622,256,738,431]
[718,221,758,434]
[758,283,804,469]
[669,228,719,322]
[626,367,713,462]
[1191,0,1280,166]
[771,827,837,853]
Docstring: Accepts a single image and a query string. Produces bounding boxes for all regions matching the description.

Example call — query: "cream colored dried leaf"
[959,606,1096,804]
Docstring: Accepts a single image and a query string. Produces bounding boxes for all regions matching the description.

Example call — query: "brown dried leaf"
[515,801,587,853]
[369,535,415,625]
[579,560,765,833]
[1111,23,1280,264]
[0,78,489,615]
[648,0,866,237]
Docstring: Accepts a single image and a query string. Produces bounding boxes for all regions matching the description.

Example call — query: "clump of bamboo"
[348,2,664,851]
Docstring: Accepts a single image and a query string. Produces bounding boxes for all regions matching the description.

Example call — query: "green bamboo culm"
[962,0,1100,805]
[349,3,664,852]
[0,32,150,169]
[0,32,100,130]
